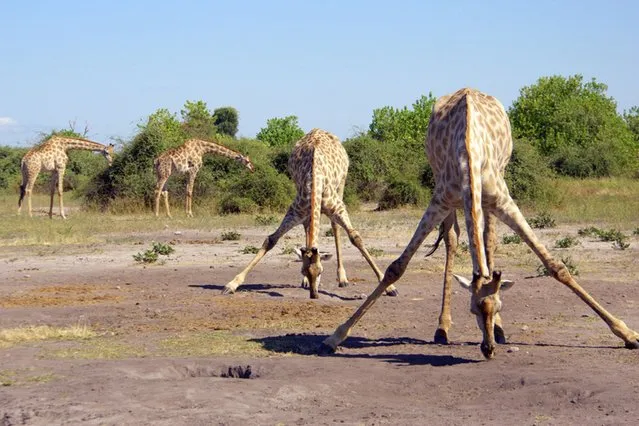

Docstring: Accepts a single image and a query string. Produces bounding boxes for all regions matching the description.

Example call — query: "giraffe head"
[235,154,255,173]
[300,247,323,299]
[102,143,115,166]
[454,270,515,359]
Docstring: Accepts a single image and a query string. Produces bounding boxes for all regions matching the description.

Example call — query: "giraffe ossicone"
[153,138,254,218]
[18,136,113,219]
[223,128,398,299]
[319,88,639,358]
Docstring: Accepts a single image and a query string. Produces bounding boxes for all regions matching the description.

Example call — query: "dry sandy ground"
[1,220,639,425]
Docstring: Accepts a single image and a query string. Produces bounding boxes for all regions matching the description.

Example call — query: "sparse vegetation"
[240,245,260,254]
[576,226,629,249]
[0,324,95,349]
[555,236,579,248]
[255,214,278,226]
[325,228,334,237]
[133,241,174,263]
[502,234,522,244]
[367,247,384,257]
[221,230,241,241]
[528,211,556,229]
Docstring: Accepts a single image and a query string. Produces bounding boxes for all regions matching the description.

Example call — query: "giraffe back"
[289,129,349,195]
[426,88,513,202]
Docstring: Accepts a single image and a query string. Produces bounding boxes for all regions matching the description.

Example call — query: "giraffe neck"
[56,137,108,152]
[192,139,242,161]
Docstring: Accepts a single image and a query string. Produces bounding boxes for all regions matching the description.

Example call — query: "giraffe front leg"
[331,220,349,287]
[48,172,56,219]
[56,169,66,219]
[483,212,506,344]
[223,205,303,295]
[434,213,459,345]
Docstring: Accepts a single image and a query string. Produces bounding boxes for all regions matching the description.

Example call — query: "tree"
[180,100,216,139]
[369,93,436,149]
[509,75,638,177]
[256,115,304,147]
[213,107,239,138]
[624,106,639,142]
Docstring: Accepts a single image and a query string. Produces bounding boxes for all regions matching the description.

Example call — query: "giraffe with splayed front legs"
[18,136,113,219]
[223,128,398,299]
[319,88,639,359]
[153,138,254,218]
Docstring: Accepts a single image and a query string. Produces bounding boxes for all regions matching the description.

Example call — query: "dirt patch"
[0,284,122,308]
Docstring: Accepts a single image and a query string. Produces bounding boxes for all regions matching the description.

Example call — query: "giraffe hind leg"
[492,194,639,348]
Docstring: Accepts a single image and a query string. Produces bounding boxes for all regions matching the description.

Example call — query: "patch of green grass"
[0,324,96,349]
[577,226,601,237]
[158,331,271,357]
[528,211,556,229]
[0,369,57,387]
[240,245,260,254]
[325,228,334,237]
[133,241,175,263]
[633,228,639,236]
[280,244,297,255]
[220,230,241,241]
[555,235,579,248]
[502,234,522,245]
[577,226,629,249]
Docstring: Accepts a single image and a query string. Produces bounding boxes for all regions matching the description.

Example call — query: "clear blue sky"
[1,0,637,146]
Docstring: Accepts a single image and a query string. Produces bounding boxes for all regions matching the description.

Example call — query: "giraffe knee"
[263,235,278,251]
[549,261,572,281]
[347,230,363,247]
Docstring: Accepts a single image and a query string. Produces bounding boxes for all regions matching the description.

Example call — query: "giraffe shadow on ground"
[189,284,364,301]
[250,334,478,366]
[504,340,623,350]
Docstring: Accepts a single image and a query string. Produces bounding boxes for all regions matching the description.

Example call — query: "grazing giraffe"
[223,128,398,298]
[18,136,114,219]
[153,138,254,218]
[319,88,639,358]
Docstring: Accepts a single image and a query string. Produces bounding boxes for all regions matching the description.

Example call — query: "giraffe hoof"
[384,288,399,297]
[624,340,639,350]
[338,281,349,288]
[494,325,507,344]
[434,329,450,345]
[221,286,235,295]
[317,343,336,356]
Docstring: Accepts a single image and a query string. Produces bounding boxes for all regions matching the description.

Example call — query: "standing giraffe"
[18,136,114,219]
[153,138,254,218]
[319,88,639,358]
[223,128,398,298]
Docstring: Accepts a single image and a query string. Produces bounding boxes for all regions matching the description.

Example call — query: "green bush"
[505,138,557,205]
[377,179,428,211]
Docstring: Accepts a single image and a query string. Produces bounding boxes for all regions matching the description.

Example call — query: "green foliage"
[528,211,556,229]
[256,116,304,147]
[502,234,522,245]
[377,178,428,211]
[0,146,27,190]
[505,138,557,205]
[240,245,259,254]
[213,107,239,138]
[181,100,217,139]
[555,236,578,248]
[220,231,241,241]
[624,106,639,142]
[509,75,638,177]
[367,247,384,257]
[133,242,174,264]
[633,228,639,236]
[576,226,629,249]
[369,94,436,150]
[325,228,334,237]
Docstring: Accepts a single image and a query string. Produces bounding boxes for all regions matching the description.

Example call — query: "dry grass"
[44,339,148,360]
[0,285,122,308]
[158,331,272,357]
[0,324,96,348]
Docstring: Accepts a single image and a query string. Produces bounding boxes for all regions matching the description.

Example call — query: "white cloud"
[0,117,17,126]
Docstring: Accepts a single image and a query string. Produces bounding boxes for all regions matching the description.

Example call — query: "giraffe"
[18,136,114,219]
[223,128,398,298]
[319,88,639,358]
[153,138,254,218]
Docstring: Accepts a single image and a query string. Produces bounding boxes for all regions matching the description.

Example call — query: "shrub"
[255,214,278,226]
[240,245,259,254]
[555,236,578,248]
[133,241,174,264]
[218,196,258,215]
[504,138,557,205]
[221,231,241,241]
[537,256,579,276]
[502,234,522,245]
[377,179,428,211]
[528,211,556,229]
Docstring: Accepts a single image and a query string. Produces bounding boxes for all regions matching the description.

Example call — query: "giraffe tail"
[460,91,489,278]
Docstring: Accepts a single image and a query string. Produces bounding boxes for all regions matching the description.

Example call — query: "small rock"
[581,314,590,318]
[115,286,121,290]
[174,231,182,235]
[521,325,529,331]
[23,274,30,278]
[357,293,367,300]
[507,346,520,353]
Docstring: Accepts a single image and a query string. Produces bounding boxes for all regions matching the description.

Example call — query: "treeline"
[1,74,638,214]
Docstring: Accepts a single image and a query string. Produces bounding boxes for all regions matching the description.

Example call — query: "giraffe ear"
[499,280,515,292]
[453,274,472,291]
